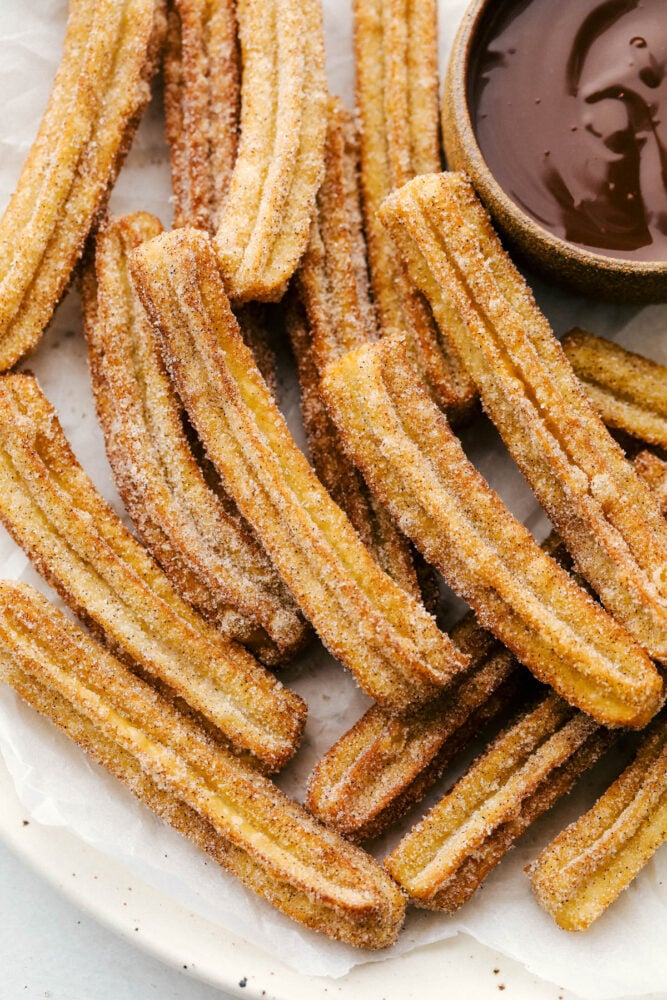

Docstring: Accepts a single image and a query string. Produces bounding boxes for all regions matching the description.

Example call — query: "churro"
[288,298,419,600]
[164,0,239,233]
[530,710,667,931]
[0,583,405,948]
[82,212,306,666]
[385,692,615,911]
[563,329,667,451]
[307,614,522,843]
[321,333,662,728]
[635,452,667,516]
[288,97,422,600]
[306,435,667,847]
[353,0,475,417]
[379,172,667,661]
[0,0,165,372]
[213,0,327,302]
[0,373,305,771]
[132,229,469,712]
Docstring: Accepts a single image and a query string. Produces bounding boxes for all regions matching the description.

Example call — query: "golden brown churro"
[0,0,165,372]
[0,374,305,771]
[529,711,667,931]
[164,0,239,232]
[306,445,667,849]
[288,298,420,601]
[563,329,667,451]
[384,692,615,911]
[635,451,667,515]
[0,583,406,948]
[353,0,475,416]
[287,97,422,600]
[321,333,662,728]
[379,173,667,661]
[307,615,522,843]
[82,212,307,666]
[213,0,327,302]
[132,229,469,712]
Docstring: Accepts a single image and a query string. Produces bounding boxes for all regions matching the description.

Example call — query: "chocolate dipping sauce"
[469,0,667,261]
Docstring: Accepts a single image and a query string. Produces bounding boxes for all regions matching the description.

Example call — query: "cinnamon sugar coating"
[287,97,426,603]
[322,333,662,728]
[132,228,470,712]
[83,212,307,665]
[563,328,667,452]
[0,0,165,371]
[0,374,305,772]
[530,710,667,930]
[380,173,667,663]
[213,0,327,302]
[164,0,239,233]
[0,583,405,949]
[385,692,615,911]
[353,0,475,417]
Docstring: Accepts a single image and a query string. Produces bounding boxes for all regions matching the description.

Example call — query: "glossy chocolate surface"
[469,0,667,261]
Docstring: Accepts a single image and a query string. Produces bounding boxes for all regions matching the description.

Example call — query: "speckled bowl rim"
[443,0,667,299]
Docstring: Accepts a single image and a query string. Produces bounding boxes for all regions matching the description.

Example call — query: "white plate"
[1,758,584,1000]
[0,3,665,999]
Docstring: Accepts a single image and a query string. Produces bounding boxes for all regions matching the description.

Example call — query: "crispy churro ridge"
[306,613,521,843]
[384,692,615,911]
[213,0,327,302]
[164,0,239,232]
[634,452,667,515]
[563,328,667,451]
[82,211,307,665]
[0,0,166,371]
[288,97,423,600]
[0,582,406,948]
[379,172,667,662]
[321,333,662,728]
[353,0,475,416]
[529,711,667,930]
[132,228,470,711]
[0,373,306,771]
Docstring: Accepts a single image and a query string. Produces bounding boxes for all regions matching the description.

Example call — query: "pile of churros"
[0,0,665,955]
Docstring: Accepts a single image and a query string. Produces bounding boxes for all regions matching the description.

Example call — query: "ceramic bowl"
[442,0,667,303]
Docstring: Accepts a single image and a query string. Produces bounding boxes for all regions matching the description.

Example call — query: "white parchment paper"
[0,1,666,996]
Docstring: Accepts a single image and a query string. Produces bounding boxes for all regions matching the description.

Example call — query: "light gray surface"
[0,840,236,1000]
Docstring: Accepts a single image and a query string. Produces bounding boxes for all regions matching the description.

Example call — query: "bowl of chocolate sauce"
[443,0,667,301]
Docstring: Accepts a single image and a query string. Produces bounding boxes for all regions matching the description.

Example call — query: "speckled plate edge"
[0,758,584,1000]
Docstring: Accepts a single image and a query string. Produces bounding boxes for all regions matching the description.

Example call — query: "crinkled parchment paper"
[0,1,665,995]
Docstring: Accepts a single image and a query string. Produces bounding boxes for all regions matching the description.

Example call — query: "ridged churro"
[306,437,667,850]
[379,173,667,661]
[164,0,239,233]
[321,333,662,728]
[563,329,667,452]
[132,229,469,712]
[288,97,422,601]
[288,298,420,601]
[385,693,615,911]
[307,614,523,843]
[82,212,307,666]
[635,452,667,515]
[0,0,165,372]
[0,583,405,948]
[213,0,327,302]
[530,710,667,931]
[0,373,305,771]
[353,0,475,417]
